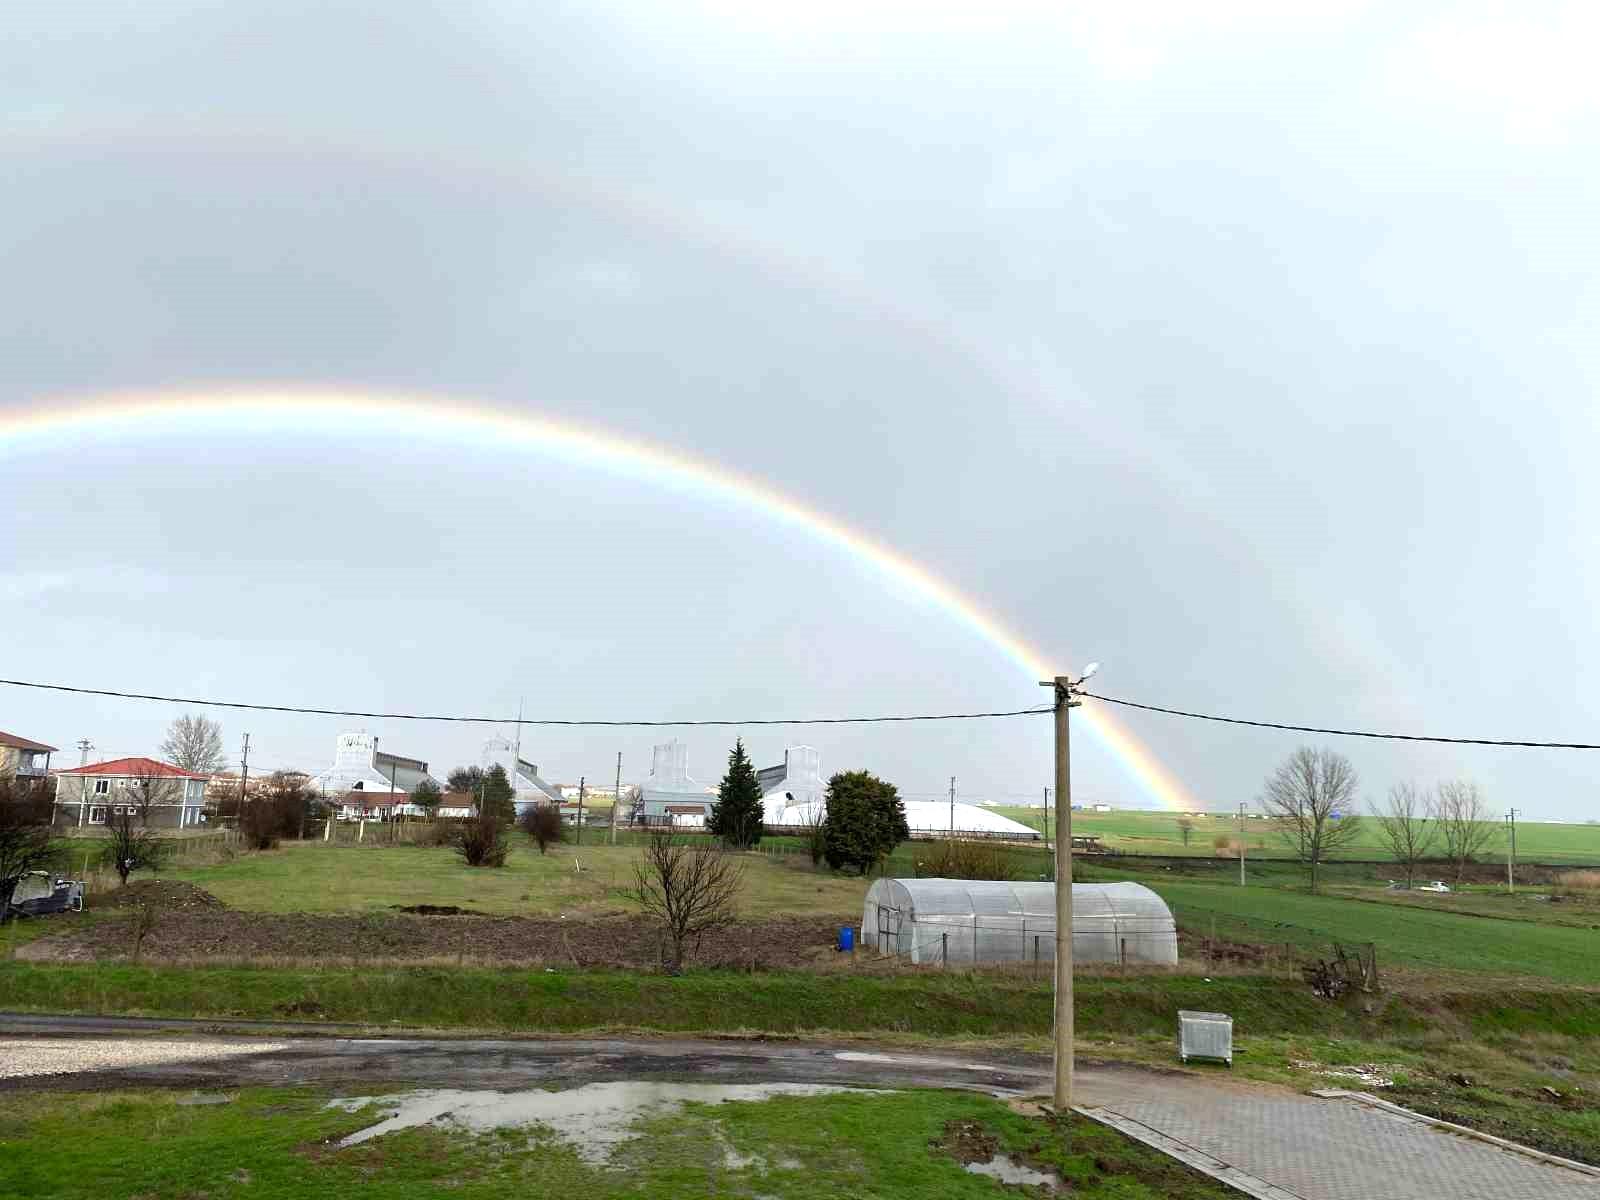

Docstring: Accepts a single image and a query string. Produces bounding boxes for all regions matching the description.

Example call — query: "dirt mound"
[20,910,843,968]
[97,880,227,912]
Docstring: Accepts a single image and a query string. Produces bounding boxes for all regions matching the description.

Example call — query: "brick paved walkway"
[1075,1068,1597,1200]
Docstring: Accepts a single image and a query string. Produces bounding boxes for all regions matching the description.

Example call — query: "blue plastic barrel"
[838,925,854,952]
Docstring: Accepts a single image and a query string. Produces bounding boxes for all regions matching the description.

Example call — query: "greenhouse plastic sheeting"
[859,879,1177,966]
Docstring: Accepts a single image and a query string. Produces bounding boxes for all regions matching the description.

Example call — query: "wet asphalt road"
[0,1012,1056,1095]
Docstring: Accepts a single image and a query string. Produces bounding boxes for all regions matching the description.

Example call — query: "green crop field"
[992,805,1600,864]
[1069,861,1600,985]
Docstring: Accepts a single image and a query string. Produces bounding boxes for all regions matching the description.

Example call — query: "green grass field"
[994,805,1600,864]
[139,837,1600,986]
[160,840,869,918]
[0,1086,1234,1200]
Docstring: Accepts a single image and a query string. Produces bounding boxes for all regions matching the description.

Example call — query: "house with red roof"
[53,756,210,830]
[0,730,56,781]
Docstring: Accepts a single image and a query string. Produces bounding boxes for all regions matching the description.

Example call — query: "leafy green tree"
[709,738,764,848]
[821,770,909,875]
[411,777,442,817]
[447,766,484,795]
[479,764,517,825]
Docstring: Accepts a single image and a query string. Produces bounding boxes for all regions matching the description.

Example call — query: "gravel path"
[0,1038,290,1079]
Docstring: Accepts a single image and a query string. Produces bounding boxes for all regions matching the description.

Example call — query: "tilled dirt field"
[16,909,852,970]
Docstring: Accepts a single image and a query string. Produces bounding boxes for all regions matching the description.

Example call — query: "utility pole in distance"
[1040,661,1098,1112]
[239,733,251,822]
[1043,787,1050,849]
[75,738,94,827]
[576,776,586,846]
[1239,801,1247,887]
[611,752,622,845]
[949,776,956,836]
[1506,808,1518,894]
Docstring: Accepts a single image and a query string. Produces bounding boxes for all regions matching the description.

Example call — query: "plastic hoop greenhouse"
[859,879,1178,966]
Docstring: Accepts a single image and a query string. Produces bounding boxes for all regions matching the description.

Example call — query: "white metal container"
[1177,1010,1233,1065]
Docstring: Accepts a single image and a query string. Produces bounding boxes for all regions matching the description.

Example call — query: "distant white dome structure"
[860,879,1177,966]
[770,798,1039,840]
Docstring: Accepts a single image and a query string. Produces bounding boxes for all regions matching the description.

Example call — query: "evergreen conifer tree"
[479,764,518,825]
[709,738,764,848]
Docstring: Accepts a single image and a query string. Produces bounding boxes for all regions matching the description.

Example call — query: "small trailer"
[6,871,85,919]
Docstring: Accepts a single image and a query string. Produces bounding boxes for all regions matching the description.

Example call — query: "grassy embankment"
[0,1087,1235,1200]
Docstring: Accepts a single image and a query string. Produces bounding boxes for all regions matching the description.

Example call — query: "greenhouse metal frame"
[859,879,1178,966]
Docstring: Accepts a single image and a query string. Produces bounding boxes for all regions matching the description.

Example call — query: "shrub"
[240,773,318,850]
[1557,870,1600,897]
[519,804,565,854]
[456,812,510,868]
[821,770,908,875]
[913,839,1021,881]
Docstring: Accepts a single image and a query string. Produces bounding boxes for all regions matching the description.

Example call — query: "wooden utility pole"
[611,752,622,845]
[1043,786,1050,849]
[1040,664,1097,1111]
[576,776,586,846]
[1042,675,1074,1110]
[1506,808,1518,894]
[1239,801,1247,887]
[949,776,956,836]
[239,733,251,824]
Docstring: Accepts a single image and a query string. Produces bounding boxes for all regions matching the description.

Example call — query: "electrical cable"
[0,677,1050,727]
[1082,691,1600,750]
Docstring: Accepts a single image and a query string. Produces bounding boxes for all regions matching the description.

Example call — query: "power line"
[1083,691,1600,750]
[0,677,1050,727]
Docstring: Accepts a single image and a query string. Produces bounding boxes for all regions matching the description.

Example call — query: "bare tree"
[1434,779,1496,884]
[1371,782,1434,889]
[160,714,227,775]
[103,809,165,885]
[0,776,56,922]
[127,768,180,826]
[632,829,744,974]
[1259,747,1364,893]
[1176,817,1194,848]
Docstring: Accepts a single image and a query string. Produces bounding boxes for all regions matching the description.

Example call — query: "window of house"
[94,780,110,795]
[89,806,106,824]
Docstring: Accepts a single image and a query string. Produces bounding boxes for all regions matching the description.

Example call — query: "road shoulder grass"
[0,1085,1238,1200]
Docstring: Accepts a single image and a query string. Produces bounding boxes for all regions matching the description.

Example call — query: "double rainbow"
[1,387,1192,810]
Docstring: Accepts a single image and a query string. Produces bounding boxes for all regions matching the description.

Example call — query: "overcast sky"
[3,2,1598,817]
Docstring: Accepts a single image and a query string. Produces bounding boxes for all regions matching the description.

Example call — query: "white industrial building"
[478,734,564,815]
[637,740,715,825]
[757,745,825,824]
[307,731,439,818]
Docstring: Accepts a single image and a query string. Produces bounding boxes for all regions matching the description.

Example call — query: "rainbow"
[0,387,1194,810]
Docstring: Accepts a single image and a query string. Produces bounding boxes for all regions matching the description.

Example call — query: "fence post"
[942,932,948,969]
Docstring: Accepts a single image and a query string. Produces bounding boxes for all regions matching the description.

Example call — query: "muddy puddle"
[964,1153,1063,1189]
[328,1081,880,1164]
